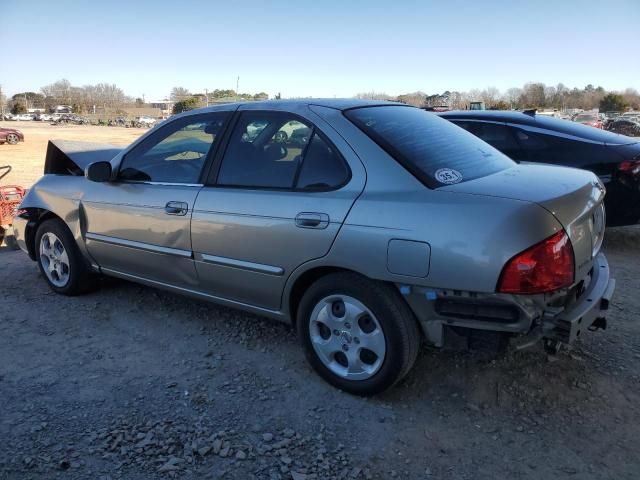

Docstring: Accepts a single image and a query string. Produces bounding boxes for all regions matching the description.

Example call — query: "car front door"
[81,111,231,288]
[190,109,365,311]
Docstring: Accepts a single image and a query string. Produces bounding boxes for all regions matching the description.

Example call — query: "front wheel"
[297,272,421,395]
[6,133,19,145]
[35,219,96,295]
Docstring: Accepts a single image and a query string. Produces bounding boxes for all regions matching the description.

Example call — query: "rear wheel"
[6,133,19,145]
[35,219,96,295]
[297,272,420,395]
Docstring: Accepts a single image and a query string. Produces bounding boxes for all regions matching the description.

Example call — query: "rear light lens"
[498,231,574,294]
[618,159,640,176]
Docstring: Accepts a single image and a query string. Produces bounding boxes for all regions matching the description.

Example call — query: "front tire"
[297,272,420,395]
[35,219,95,295]
[6,133,19,145]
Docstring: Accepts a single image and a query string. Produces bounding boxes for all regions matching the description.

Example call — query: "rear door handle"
[295,212,329,229]
[165,201,188,216]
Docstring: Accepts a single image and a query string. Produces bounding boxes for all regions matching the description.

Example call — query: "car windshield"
[344,105,514,188]
[575,114,597,122]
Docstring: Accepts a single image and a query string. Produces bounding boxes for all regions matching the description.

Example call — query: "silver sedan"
[13,99,615,395]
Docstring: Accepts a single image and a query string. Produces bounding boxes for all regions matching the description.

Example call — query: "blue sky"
[1,0,638,100]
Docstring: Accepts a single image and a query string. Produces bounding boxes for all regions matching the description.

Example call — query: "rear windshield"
[533,115,635,144]
[344,105,514,188]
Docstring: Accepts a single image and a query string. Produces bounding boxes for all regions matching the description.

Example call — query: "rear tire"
[297,272,420,395]
[6,133,19,145]
[35,219,96,295]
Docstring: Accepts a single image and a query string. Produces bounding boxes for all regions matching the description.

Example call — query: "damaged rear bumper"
[542,252,615,344]
[399,253,615,348]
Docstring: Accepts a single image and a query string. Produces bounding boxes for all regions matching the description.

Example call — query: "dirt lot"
[1,121,640,479]
[0,220,639,480]
[0,122,145,188]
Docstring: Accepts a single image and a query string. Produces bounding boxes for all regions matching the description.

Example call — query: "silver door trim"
[118,181,204,187]
[85,232,193,258]
[200,253,285,276]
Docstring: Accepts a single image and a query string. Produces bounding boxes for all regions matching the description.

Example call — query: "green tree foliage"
[173,97,199,114]
[600,93,627,112]
[11,102,26,114]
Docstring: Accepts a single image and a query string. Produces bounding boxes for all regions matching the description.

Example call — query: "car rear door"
[190,107,365,311]
[81,111,232,288]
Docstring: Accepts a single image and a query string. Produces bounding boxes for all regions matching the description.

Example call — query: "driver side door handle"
[165,201,188,216]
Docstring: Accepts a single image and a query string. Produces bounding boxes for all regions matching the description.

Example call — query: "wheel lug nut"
[333,329,340,336]
[344,322,351,329]
[354,337,360,344]
[342,344,349,351]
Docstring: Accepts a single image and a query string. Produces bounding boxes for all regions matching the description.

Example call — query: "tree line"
[170,87,269,113]
[4,79,639,115]
[3,79,270,115]
[357,83,640,112]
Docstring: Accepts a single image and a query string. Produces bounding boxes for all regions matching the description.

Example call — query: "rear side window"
[216,111,349,190]
[345,106,514,188]
[296,134,350,190]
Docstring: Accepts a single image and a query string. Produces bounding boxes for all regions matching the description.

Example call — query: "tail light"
[618,159,640,176]
[498,231,574,294]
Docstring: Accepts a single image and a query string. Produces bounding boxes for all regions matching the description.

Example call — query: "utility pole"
[205,88,208,107]
[0,84,4,115]
[236,76,239,97]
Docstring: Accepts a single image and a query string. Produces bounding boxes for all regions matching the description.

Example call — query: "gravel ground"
[1,226,639,480]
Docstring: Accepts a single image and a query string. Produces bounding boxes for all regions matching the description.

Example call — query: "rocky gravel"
[1,226,640,479]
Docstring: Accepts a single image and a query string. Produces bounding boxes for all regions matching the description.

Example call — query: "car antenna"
[523,109,537,116]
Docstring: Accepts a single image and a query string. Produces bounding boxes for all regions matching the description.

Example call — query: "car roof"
[190,98,405,114]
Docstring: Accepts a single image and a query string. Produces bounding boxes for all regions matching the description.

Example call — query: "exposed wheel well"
[24,209,64,260]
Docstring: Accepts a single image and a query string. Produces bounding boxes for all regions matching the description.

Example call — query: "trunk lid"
[440,164,606,281]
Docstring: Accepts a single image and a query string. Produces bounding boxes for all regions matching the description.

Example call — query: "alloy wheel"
[39,232,70,287]
[308,295,386,381]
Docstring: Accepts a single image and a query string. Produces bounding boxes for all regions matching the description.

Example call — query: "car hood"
[44,140,123,176]
[439,164,606,280]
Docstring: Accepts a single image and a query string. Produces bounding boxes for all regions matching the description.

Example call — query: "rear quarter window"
[345,106,514,188]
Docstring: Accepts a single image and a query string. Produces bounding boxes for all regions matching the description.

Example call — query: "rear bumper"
[400,252,615,348]
[544,252,615,344]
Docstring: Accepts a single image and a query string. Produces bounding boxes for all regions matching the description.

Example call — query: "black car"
[439,110,640,226]
[607,118,640,138]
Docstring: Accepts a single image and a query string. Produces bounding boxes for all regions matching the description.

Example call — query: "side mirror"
[85,161,112,182]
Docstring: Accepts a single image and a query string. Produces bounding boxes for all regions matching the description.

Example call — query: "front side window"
[345,106,514,188]
[119,113,228,183]
[216,112,348,190]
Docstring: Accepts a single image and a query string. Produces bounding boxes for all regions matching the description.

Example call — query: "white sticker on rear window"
[435,168,462,184]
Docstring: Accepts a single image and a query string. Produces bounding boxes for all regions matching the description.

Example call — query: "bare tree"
[170,87,192,101]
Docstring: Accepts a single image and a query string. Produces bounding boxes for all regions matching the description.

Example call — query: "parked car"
[573,112,603,129]
[439,110,640,226]
[2,113,16,121]
[13,113,34,121]
[54,114,88,125]
[607,118,640,137]
[13,100,615,395]
[0,127,24,145]
[133,116,157,128]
